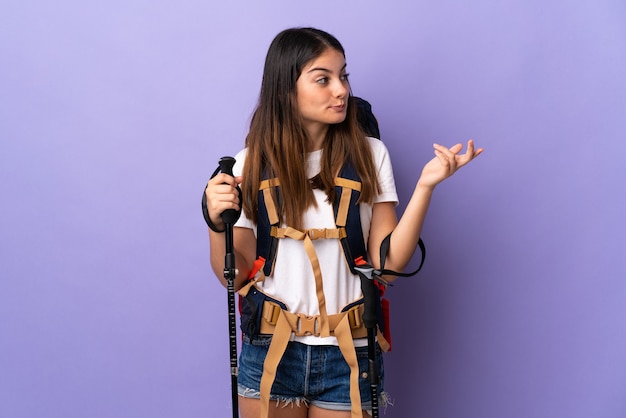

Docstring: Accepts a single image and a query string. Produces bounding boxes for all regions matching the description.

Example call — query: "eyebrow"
[306,63,347,74]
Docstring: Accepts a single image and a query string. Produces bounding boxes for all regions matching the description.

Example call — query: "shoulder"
[232,148,248,176]
[365,136,390,157]
[364,136,397,202]
[365,136,384,149]
[364,136,393,169]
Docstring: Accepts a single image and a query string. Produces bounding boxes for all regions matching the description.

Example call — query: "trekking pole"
[355,264,380,418]
[355,233,425,418]
[202,156,241,418]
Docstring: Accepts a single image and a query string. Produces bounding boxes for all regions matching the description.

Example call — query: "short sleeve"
[231,148,256,232]
[367,137,398,205]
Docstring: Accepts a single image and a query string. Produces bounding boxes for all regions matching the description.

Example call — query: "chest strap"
[271,225,347,240]
[257,174,363,276]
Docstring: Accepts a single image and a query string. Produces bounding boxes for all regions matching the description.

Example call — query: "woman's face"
[296,48,349,138]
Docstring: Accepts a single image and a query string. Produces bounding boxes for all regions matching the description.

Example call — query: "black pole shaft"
[224,223,239,418]
[216,156,241,418]
[367,328,379,418]
[359,270,380,418]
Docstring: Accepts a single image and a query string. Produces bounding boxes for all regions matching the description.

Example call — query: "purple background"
[1,1,625,417]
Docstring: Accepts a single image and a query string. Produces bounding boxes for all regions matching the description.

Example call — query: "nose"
[333,79,348,98]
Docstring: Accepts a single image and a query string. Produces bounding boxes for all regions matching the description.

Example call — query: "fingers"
[457,139,484,168]
[467,139,485,157]
[469,139,485,158]
[205,173,242,224]
[207,184,240,207]
[208,173,241,188]
[433,139,483,174]
[449,143,464,154]
[433,143,459,174]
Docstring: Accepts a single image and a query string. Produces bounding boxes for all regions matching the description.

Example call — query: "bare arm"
[368,139,483,279]
[209,226,256,290]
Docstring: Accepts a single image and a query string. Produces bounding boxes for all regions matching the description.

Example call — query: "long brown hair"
[242,27,380,230]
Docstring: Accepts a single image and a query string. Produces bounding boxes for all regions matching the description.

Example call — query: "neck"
[305,123,329,151]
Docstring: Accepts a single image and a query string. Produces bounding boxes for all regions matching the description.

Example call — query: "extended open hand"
[417,139,483,189]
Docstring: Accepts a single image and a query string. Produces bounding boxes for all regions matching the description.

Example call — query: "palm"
[418,140,483,188]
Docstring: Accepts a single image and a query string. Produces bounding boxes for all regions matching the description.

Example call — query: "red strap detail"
[241,256,266,342]
[354,256,367,266]
[375,280,386,297]
[381,297,392,351]
[248,256,266,280]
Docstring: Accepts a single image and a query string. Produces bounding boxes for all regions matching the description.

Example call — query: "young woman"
[205,27,483,418]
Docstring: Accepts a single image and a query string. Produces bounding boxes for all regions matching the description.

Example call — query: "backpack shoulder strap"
[257,178,280,276]
[334,162,367,273]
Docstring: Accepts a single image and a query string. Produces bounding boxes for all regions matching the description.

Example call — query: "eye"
[316,77,329,84]
[341,73,350,82]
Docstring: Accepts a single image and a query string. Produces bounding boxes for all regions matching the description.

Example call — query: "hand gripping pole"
[202,156,241,418]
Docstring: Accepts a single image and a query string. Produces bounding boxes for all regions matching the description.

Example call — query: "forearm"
[385,183,434,273]
[209,228,253,290]
[382,139,483,273]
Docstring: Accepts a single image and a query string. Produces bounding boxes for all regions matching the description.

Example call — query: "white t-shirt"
[233,137,398,345]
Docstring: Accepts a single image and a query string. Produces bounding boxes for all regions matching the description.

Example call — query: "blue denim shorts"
[237,335,385,411]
